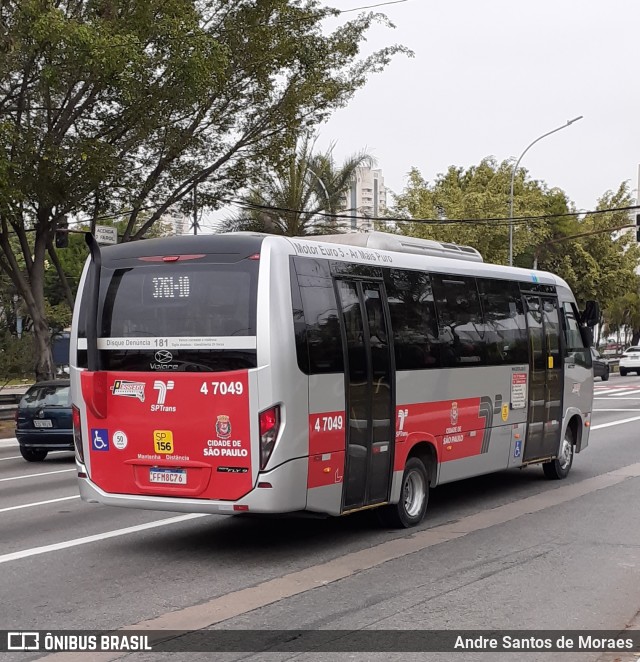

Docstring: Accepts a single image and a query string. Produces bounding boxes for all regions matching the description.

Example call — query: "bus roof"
[302,231,484,262]
[281,232,573,292]
[89,230,572,293]
[94,232,266,262]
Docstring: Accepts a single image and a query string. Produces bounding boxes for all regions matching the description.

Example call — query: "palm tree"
[223,133,375,236]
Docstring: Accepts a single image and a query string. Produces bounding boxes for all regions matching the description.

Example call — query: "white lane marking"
[595,396,640,400]
[591,415,640,431]
[0,451,71,462]
[0,513,207,565]
[594,385,640,390]
[0,468,75,483]
[0,438,17,446]
[0,495,80,514]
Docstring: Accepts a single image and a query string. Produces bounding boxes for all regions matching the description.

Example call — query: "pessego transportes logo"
[111,380,145,402]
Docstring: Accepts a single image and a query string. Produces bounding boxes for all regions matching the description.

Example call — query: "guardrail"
[0,393,22,421]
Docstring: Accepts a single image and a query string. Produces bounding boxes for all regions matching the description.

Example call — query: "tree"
[223,132,375,235]
[604,290,640,348]
[391,158,573,265]
[0,330,34,384]
[537,183,640,309]
[0,0,409,379]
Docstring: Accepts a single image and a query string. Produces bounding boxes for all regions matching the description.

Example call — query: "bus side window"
[431,274,485,367]
[289,262,310,374]
[293,258,344,375]
[477,278,528,365]
[384,269,441,370]
[562,301,590,368]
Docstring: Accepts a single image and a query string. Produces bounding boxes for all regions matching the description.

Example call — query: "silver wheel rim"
[558,435,573,470]
[403,469,426,518]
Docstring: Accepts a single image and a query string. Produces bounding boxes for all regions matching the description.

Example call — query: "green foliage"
[0,330,35,383]
[604,290,640,346]
[392,159,573,266]
[549,183,640,307]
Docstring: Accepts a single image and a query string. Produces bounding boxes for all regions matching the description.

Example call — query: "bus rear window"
[96,260,258,372]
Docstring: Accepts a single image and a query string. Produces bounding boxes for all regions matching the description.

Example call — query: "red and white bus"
[70,230,598,528]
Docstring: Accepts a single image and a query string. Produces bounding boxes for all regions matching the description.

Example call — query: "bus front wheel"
[378,457,429,528]
[542,429,574,480]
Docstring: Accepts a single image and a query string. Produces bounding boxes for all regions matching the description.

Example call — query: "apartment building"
[341,167,387,232]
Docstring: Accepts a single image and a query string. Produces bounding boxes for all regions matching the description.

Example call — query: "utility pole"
[192,184,199,235]
[509,116,583,265]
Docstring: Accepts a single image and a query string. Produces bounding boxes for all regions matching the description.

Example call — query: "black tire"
[601,369,609,381]
[378,457,429,528]
[20,447,48,462]
[620,368,627,376]
[542,428,574,480]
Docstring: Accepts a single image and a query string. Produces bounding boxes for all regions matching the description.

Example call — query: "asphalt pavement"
[2,373,640,662]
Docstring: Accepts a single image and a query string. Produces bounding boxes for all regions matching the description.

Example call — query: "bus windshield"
[88,259,259,372]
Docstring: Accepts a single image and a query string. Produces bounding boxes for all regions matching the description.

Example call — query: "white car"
[619,346,640,376]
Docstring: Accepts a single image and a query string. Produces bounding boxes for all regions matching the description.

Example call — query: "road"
[2,374,640,661]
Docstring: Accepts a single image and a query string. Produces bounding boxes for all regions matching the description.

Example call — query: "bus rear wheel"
[378,457,429,528]
[542,429,574,480]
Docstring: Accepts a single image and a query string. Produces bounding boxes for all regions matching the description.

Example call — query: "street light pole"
[508,115,583,266]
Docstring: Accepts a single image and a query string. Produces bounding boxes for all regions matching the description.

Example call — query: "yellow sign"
[501,404,509,422]
[153,430,174,454]
[548,356,554,369]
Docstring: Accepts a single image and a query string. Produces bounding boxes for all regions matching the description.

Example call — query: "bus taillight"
[72,405,84,464]
[259,405,280,470]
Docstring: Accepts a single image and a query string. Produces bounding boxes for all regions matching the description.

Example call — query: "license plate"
[149,467,187,484]
[33,420,53,428]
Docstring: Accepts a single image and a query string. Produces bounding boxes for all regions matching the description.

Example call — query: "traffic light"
[636,214,640,243]
[55,216,68,248]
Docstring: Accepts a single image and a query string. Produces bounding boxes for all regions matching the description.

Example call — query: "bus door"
[335,279,395,511]
[522,294,563,461]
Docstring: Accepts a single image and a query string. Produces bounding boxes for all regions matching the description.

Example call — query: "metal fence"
[0,392,23,421]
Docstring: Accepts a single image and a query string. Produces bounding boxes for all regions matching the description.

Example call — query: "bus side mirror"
[580,326,594,348]
[581,300,600,328]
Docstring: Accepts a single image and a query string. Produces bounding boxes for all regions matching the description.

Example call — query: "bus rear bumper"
[77,457,309,515]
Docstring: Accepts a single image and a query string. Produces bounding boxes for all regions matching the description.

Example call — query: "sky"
[312,0,640,214]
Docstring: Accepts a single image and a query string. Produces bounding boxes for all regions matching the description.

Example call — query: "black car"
[591,348,610,381]
[15,379,73,461]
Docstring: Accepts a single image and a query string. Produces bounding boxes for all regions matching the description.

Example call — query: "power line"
[338,0,410,12]
[225,197,640,227]
[3,199,637,239]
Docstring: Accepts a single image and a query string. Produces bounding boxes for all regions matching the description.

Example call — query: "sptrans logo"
[152,380,175,412]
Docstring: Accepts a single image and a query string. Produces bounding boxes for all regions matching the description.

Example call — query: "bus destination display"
[146,275,191,301]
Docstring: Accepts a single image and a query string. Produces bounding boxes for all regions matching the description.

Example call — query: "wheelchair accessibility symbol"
[91,428,109,451]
